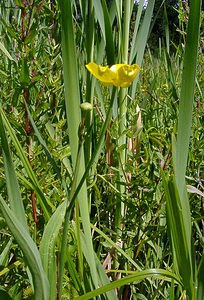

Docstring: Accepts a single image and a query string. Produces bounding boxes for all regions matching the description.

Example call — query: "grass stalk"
[115,0,132,240]
[60,0,98,294]
[163,1,201,298]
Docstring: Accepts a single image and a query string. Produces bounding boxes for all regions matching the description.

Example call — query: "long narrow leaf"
[79,229,118,300]
[39,201,66,300]
[0,113,28,231]
[162,172,194,298]
[75,269,182,300]
[101,0,115,65]
[0,195,49,300]
[130,0,155,97]
[197,253,204,299]
[60,0,99,292]
[175,0,201,192]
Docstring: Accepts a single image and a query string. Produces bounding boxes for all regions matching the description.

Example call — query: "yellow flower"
[86,62,140,88]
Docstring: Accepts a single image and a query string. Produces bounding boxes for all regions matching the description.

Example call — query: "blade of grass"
[39,201,66,300]
[129,0,145,63]
[90,222,176,295]
[0,113,28,231]
[162,172,194,298]
[162,1,201,298]
[92,0,105,41]
[78,229,119,300]
[130,0,155,97]
[0,194,49,300]
[24,101,62,181]
[66,87,117,215]
[75,269,182,300]
[60,0,99,294]
[90,223,143,271]
[197,253,204,300]
[0,238,13,265]
[0,41,15,61]
[101,0,115,66]
[66,253,85,295]
[175,0,201,193]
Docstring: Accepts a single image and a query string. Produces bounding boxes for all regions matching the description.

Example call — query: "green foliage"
[0,0,203,299]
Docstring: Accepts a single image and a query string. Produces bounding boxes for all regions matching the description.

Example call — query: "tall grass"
[162,0,202,299]
[0,1,203,299]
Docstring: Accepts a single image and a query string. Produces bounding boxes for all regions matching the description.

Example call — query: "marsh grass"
[0,1,203,299]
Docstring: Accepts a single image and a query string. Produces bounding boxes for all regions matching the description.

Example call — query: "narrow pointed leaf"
[0,195,49,300]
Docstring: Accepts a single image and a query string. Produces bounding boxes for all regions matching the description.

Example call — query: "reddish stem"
[31,190,38,227]
[21,2,39,227]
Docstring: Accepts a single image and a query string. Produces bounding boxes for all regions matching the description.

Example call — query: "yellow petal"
[86,62,140,88]
[112,64,141,87]
[86,62,115,85]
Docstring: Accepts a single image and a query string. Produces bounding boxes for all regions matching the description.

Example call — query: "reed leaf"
[162,1,201,298]
[175,0,201,192]
[60,0,99,293]
[0,113,28,231]
[0,195,49,300]
[39,201,66,300]
[75,269,182,300]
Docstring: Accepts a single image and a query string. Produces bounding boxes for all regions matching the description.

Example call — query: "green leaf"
[15,0,25,8]
[40,201,66,300]
[60,0,99,294]
[162,173,194,298]
[130,0,155,97]
[0,195,49,300]
[79,229,118,300]
[197,253,204,300]
[175,0,201,192]
[0,41,15,61]
[19,56,30,86]
[101,0,115,65]
[0,113,28,231]
[92,0,105,40]
[0,17,17,39]
[12,86,22,106]
[75,269,182,300]
[25,23,38,45]
[0,238,13,265]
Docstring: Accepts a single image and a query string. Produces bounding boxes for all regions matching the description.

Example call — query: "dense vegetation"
[0,0,203,299]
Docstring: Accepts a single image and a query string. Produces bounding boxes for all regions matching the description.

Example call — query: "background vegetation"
[0,0,203,299]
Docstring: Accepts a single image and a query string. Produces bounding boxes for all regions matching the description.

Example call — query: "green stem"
[116,1,132,236]
[67,87,117,214]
